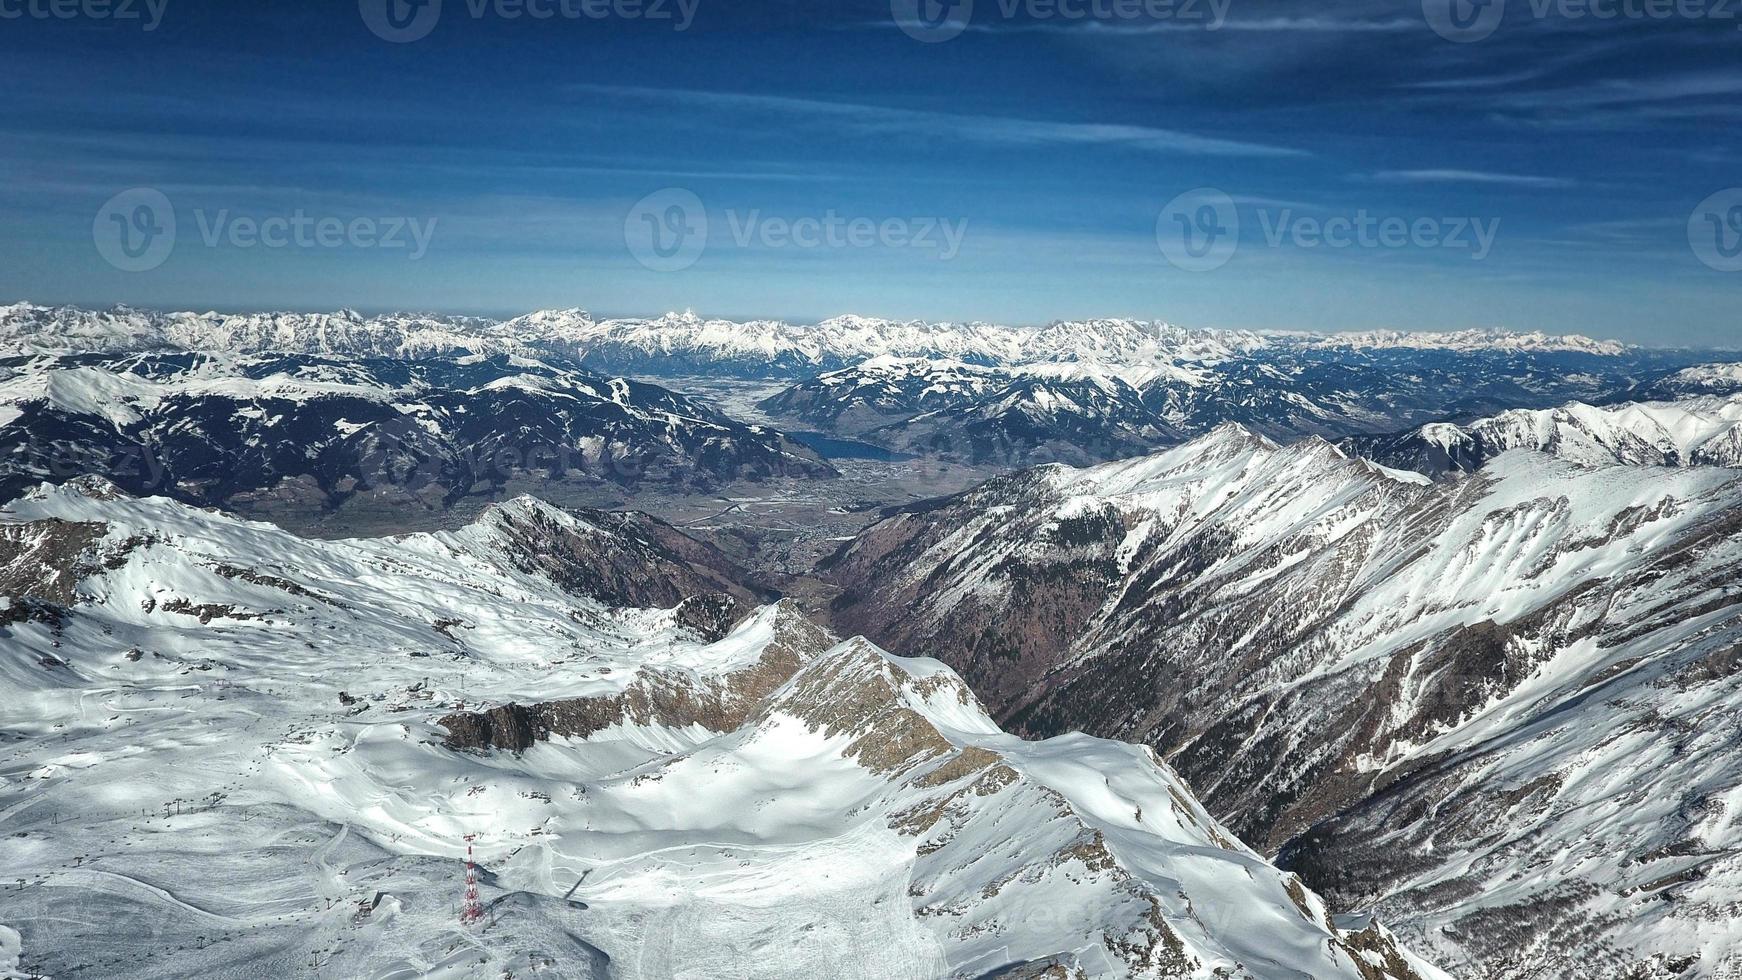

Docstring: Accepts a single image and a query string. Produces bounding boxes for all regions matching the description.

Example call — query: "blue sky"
[0,0,1738,345]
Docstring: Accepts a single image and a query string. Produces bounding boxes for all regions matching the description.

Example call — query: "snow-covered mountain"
[823,427,1742,978]
[0,304,1257,373]
[0,481,1440,979]
[502,311,1633,376]
[0,351,832,516]
[1347,394,1742,476]
[758,343,1685,466]
[5,305,1699,473]
[1297,327,1629,356]
[757,357,1016,431]
[1618,361,1742,401]
[757,358,1187,467]
[0,303,506,359]
[1,302,1652,376]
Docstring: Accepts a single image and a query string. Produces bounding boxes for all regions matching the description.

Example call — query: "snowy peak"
[1306,327,1630,355]
[1348,393,1742,476]
[1622,360,1742,400]
[750,324,1684,469]
[3,302,1647,375]
[0,303,506,358]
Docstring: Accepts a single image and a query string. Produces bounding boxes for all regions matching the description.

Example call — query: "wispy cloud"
[569,84,1309,159]
[956,15,1418,33]
[1371,169,1576,189]
[1407,69,1742,128]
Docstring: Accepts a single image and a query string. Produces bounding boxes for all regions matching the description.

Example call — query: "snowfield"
[0,481,1439,979]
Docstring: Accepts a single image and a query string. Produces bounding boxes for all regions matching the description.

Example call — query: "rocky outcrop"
[440,605,1438,979]
[438,602,833,752]
[0,518,109,606]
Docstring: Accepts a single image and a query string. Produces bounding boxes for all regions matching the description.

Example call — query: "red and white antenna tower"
[460,835,485,926]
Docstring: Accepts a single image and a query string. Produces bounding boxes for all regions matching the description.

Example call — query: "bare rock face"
[824,426,1742,978]
[469,496,772,611]
[438,601,833,752]
[0,518,109,606]
[437,702,542,753]
[672,592,750,643]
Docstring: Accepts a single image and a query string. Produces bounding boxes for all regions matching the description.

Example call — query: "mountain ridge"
[822,425,1742,978]
[0,350,835,519]
[2,302,1639,368]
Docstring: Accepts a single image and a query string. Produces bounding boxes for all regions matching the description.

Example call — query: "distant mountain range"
[756,350,1723,467]
[822,425,1742,978]
[12,303,1712,472]
[0,350,832,517]
[0,302,1646,372]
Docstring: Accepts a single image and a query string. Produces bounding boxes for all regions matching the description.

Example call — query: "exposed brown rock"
[438,602,832,752]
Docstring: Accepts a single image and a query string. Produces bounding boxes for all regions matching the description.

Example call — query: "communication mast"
[460,836,485,926]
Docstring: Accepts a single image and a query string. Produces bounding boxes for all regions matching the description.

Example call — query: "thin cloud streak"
[568,84,1310,159]
[1371,169,1577,189]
